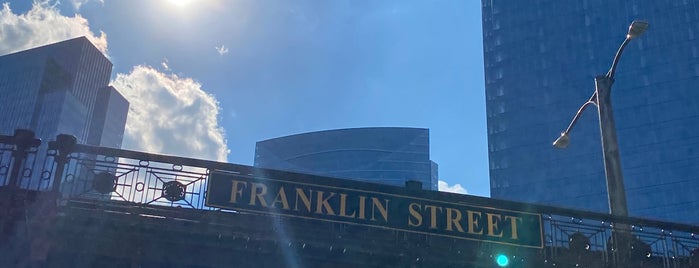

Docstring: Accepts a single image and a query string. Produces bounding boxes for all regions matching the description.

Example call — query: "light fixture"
[627,20,649,40]
[553,132,571,149]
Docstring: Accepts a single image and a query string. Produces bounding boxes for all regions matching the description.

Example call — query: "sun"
[167,0,193,7]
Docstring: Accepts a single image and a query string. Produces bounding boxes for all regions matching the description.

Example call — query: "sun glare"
[167,0,192,7]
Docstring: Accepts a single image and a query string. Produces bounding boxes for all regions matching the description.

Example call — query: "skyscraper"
[483,1,699,223]
[254,127,438,190]
[0,37,129,194]
[88,86,129,148]
[0,36,128,147]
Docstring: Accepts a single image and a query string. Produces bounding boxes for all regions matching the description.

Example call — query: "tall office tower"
[255,127,439,190]
[0,36,127,146]
[87,86,129,148]
[0,37,128,194]
[483,1,699,223]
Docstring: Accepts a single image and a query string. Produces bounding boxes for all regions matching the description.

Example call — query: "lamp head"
[553,132,570,149]
[627,20,649,40]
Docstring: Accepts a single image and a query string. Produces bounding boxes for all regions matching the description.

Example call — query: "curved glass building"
[254,127,438,190]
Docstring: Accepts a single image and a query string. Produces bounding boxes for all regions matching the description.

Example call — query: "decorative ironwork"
[162,180,185,202]
[92,172,116,194]
[0,129,43,190]
[1,129,698,267]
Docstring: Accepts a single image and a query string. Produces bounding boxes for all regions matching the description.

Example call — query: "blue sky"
[0,0,489,196]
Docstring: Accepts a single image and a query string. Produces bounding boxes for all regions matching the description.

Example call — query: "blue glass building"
[0,37,128,147]
[483,1,699,223]
[0,37,128,194]
[254,127,438,190]
[87,86,129,148]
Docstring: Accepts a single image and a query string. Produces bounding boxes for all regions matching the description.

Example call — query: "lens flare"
[167,0,192,7]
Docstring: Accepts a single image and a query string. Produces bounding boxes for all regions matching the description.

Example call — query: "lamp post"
[552,20,649,217]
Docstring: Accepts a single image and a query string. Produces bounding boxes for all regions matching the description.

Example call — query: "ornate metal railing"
[543,213,699,267]
[1,129,698,267]
[0,129,42,190]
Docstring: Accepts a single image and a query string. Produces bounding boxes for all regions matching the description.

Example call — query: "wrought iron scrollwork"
[162,180,186,202]
[93,172,117,194]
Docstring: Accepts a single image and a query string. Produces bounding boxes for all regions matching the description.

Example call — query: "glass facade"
[88,86,129,148]
[0,37,128,194]
[483,0,699,224]
[0,37,126,146]
[254,127,438,190]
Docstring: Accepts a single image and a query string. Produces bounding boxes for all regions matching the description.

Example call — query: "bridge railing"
[1,129,698,267]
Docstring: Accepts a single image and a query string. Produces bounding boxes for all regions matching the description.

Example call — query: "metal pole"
[596,75,633,267]
[7,129,41,190]
[594,75,629,217]
[554,21,648,267]
[49,134,77,193]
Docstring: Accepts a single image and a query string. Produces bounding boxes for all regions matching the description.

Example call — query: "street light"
[553,20,649,217]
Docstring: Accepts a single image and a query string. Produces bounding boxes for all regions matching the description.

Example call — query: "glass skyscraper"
[0,36,128,147]
[483,1,699,223]
[0,37,129,193]
[87,86,129,148]
[254,127,438,190]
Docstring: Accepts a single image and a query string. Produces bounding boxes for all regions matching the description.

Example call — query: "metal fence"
[1,129,698,267]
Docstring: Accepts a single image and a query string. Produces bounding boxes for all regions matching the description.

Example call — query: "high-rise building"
[254,127,438,190]
[88,86,129,148]
[0,37,128,194]
[0,36,128,147]
[483,1,699,223]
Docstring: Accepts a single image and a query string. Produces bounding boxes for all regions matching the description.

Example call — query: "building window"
[495,53,503,62]
[688,28,695,40]
[496,86,504,96]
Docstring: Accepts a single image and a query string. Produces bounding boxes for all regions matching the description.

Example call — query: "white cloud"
[215,45,229,55]
[161,58,171,71]
[69,0,104,11]
[111,65,229,162]
[438,180,468,194]
[0,1,230,163]
[0,2,108,56]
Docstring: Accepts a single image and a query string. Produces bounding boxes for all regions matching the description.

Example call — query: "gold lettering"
[315,191,336,215]
[425,205,443,229]
[271,186,290,210]
[408,203,422,227]
[504,216,523,240]
[466,210,484,235]
[358,196,367,219]
[486,213,504,238]
[370,197,389,222]
[249,182,268,207]
[339,193,356,218]
[446,208,465,232]
[229,180,247,203]
[294,188,312,212]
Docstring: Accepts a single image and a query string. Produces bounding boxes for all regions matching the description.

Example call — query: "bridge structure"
[1,129,698,268]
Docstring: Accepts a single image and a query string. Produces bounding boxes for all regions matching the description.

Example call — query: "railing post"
[48,134,77,194]
[7,129,41,190]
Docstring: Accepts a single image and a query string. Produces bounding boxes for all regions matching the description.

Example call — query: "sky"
[0,0,488,197]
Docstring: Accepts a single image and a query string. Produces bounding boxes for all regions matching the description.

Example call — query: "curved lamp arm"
[553,20,648,149]
[553,92,597,148]
[607,20,649,79]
